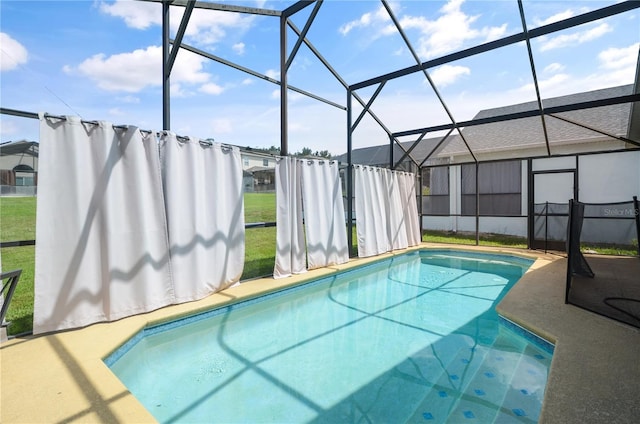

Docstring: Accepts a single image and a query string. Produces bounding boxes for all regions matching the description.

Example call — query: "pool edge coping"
[3,243,614,424]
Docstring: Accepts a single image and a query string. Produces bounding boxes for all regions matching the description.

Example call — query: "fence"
[0,185,37,196]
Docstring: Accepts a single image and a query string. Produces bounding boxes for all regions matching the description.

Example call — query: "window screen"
[461,161,522,216]
[422,166,450,215]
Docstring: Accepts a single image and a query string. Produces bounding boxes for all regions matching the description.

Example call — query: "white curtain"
[354,166,390,257]
[387,170,409,250]
[273,157,306,278]
[400,172,422,246]
[300,159,349,269]
[34,116,174,334]
[160,134,245,302]
[354,165,421,258]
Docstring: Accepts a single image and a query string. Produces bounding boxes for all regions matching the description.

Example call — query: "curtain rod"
[0,108,224,147]
[41,113,235,149]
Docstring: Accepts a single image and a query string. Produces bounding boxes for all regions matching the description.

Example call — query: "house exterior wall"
[0,154,38,171]
[0,151,38,195]
[241,152,275,170]
[422,149,640,245]
[578,151,640,203]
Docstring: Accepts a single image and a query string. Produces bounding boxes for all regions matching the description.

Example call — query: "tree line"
[247,145,332,159]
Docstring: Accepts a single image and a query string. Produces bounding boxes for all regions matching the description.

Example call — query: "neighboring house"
[0,141,278,195]
[240,149,277,170]
[0,140,39,196]
[336,85,640,246]
[239,149,276,192]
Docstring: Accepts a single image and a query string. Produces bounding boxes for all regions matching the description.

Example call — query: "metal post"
[634,196,640,257]
[544,201,549,253]
[346,90,354,257]
[418,168,423,241]
[279,15,288,156]
[565,200,574,304]
[475,162,479,245]
[527,159,534,249]
[162,1,171,130]
[389,134,394,169]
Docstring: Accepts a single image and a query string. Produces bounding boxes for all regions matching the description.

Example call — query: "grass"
[0,193,280,335]
[2,195,635,336]
[0,192,346,335]
[0,196,36,242]
[423,230,528,249]
[243,192,276,223]
[0,246,34,335]
[423,229,638,256]
[581,243,638,257]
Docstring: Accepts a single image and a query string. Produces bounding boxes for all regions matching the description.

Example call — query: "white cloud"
[100,0,254,47]
[533,9,576,27]
[339,3,395,36]
[271,89,280,100]
[543,63,565,74]
[265,69,280,80]
[184,10,254,46]
[339,12,373,35]
[232,42,245,55]
[200,82,224,95]
[598,43,639,70]
[394,0,508,59]
[99,0,158,29]
[539,23,612,52]
[531,73,571,93]
[512,43,638,98]
[241,78,254,85]
[338,0,507,59]
[430,64,470,87]
[1,33,28,71]
[170,82,188,98]
[67,45,210,92]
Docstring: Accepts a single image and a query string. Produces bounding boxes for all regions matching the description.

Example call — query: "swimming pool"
[106,249,553,423]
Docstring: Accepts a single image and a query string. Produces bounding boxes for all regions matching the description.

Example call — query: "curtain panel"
[300,159,349,269]
[354,165,390,257]
[354,166,421,258]
[34,117,247,334]
[160,134,245,302]
[273,156,306,278]
[400,171,422,246]
[387,170,409,250]
[34,116,174,334]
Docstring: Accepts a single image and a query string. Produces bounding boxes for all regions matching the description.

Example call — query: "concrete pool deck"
[1,244,639,423]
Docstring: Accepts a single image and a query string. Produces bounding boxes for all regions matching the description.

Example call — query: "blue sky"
[1,0,638,155]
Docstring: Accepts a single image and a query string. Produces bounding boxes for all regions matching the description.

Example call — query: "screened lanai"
[1,0,640,332]
[3,2,640,423]
[4,0,639,244]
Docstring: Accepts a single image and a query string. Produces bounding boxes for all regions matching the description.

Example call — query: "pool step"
[403,327,496,423]
[492,342,551,422]
[445,326,550,423]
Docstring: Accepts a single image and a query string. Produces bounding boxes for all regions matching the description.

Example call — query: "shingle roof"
[338,85,634,166]
[336,136,445,166]
[0,140,39,157]
[440,84,633,156]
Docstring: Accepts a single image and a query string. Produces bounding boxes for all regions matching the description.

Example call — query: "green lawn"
[0,196,36,242]
[423,229,638,256]
[423,230,528,249]
[2,195,635,336]
[0,194,279,335]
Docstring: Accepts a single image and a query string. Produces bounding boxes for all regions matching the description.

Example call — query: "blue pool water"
[107,250,553,423]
